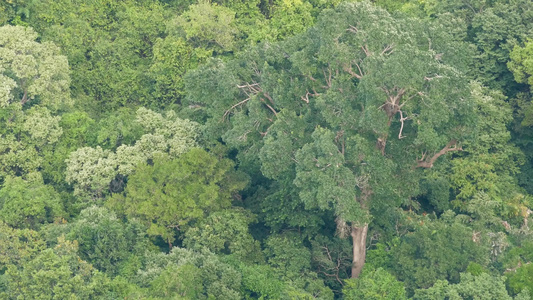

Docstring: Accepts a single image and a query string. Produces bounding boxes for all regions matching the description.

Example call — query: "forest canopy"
[1,0,533,299]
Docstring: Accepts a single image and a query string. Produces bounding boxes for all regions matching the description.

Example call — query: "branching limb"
[379,87,407,125]
[223,97,252,120]
[361,44,371,56]
[347,25,358,33]
[236,83,260,89]
[415,140,463,168]
[301,89,320,104]
[317,244,344,286]
[250,61,261,76]
[343,63,363,79]
[335,130,345,155]
[225,82,278,120]
[380,43,395,55]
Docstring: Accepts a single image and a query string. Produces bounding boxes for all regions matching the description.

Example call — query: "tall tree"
[186,1,476,277]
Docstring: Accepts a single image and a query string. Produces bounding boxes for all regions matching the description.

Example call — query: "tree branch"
[323,66,333,88]
[343,63,363,79]
[300,89,320,104]
[424,75,443,81]
[261,99,278,116]
[398,110,409,139]
[361,45,371,57]
[380,44,395,55]
[225,82,278,120]
[223,97,252,120]
[263,92,275,105]
[347,25,358,34]
[415,140,462,168]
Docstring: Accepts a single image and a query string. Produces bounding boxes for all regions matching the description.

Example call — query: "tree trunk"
[350,224,368,278]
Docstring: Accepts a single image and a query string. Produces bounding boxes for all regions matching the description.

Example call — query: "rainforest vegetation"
[1,0,533,298]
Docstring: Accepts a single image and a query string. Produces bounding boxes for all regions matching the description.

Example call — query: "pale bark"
[350,224,368,278]
[415,139,462,168]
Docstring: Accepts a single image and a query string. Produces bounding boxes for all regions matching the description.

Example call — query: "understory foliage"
[1,0,533,299]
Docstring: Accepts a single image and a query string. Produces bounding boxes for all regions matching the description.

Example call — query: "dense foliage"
[1,0,533,298]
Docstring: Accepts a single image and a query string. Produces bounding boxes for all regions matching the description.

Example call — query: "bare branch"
[237,130,252,142]
[263,92,275,105]
[323,66,333,88]
[343,64,363,79]
[335,130,345,155]
[347,25,358,34]
[225,82,278,120]
[417,151,427,162]
[355,61,364,77]
[19,79,29,105]
[306,74,317,81]
[361,45,371,56]
[250,61,261,76]
[317,243,344,286]
[379,87,407,126]
[424,75,443,81]
[236,83,260,88]
[415,140,463,168]
[223,97,252,120]
[300,89,320,104]
[261,99,278,116]
[398,110,409,139]
[380,44,395,56]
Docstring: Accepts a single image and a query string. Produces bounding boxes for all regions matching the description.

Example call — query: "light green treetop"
[413,272,529,300]
[0,107,64,180]
[0,25,71,109]
[65,146,118,199]
[135,246,243,299]
[65,108,199,199]
[172,0,239,53]
[22,106,63,145]
[0,221,46,269]
[343,267,407,300]
[509,40,533,87]
[183,208,263,263]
